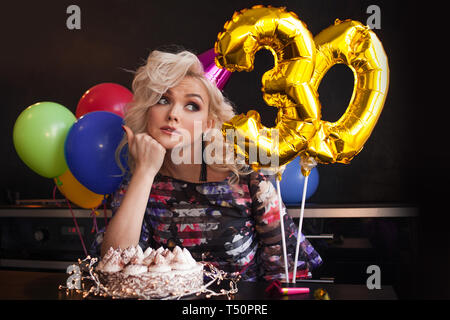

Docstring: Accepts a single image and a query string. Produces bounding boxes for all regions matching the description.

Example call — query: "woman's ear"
[207,118,215,129]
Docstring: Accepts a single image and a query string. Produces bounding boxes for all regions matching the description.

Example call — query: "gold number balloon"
[307,19,389,164]
[215,6,389,168]
[215,5,321,169]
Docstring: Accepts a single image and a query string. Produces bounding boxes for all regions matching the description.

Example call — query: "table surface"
[0,270,397,300]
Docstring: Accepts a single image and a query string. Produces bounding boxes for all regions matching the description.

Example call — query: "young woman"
[91,49,322,281]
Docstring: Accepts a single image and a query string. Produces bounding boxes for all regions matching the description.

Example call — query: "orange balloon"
[55,169,104,209]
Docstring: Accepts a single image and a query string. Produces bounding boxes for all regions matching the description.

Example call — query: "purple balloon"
[198,48,231,90]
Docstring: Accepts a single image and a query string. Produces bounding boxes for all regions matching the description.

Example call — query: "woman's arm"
[100,169,155,256]
[100,125,166,257]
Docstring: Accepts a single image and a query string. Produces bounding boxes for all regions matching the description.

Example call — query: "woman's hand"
[123,125,166,177]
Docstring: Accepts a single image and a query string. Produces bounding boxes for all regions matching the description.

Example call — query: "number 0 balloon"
[307,19,389,164]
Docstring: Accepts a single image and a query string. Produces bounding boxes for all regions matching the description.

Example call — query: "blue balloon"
[280,156,319,204]
[65,111,127,195]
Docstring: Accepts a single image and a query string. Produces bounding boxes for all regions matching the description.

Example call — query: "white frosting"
[143,247,153,258]
[101,247,119,263]
[101,262,123,273]
[143,250,157,266]
[98,245,200,274]
[147,253,171,272]
[171,262,191,270]
[173,246,183,255]
[136,245,144,258]
[103,247,115,260]
[98,247,124,273]
[183,248,198,266]
[171,247,191,270]
[121,246,137,264]
[122,264,148,277]
[147,264,172,272]
[162,249,175,263]
[130,246,145,265]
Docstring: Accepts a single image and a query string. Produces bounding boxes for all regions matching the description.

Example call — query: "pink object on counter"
[280,287,310,295]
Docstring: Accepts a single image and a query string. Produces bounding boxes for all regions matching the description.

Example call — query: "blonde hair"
[116,49,252,185]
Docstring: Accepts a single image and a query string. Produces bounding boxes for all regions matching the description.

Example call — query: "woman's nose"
[167,105,180,122]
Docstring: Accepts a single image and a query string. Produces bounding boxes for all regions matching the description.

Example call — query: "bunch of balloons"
[13,83,132,209]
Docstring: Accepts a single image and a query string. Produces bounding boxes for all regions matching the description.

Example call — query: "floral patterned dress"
[90,170,322,281]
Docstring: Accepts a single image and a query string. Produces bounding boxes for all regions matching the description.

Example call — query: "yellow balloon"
[55,169,104,209]
[307,19,389,164]
[216,5,321,169]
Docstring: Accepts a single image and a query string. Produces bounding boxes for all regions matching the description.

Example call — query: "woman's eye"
[186,103,199,111]
[158,96,169,105]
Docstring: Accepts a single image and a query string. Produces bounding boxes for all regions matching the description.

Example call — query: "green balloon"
[13,102,76,178]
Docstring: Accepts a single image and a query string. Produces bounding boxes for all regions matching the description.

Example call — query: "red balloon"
[76,83,133,118]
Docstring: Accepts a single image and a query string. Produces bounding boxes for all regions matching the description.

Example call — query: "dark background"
[2,0,416,205]
[1,0,448,298]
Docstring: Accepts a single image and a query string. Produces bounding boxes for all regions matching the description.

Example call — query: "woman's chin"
[158,139,187,151]
[152,134,181,148]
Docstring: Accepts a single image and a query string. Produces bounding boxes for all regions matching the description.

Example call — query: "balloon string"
[66,198,88,257]
[292,174,309,283]
[90,209,99,234]
[275,177,289,283]
[103,198,108,228]
[52,184,63,208]
[52,185,57,203]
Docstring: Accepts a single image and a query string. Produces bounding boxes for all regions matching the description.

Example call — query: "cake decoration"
[60,245,241,300]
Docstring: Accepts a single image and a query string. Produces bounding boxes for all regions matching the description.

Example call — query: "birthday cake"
[96,245,204,299]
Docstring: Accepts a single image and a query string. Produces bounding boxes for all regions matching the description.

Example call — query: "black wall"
[1,0,418,204]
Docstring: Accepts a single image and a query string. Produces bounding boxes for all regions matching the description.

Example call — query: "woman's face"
[146,76,212,150]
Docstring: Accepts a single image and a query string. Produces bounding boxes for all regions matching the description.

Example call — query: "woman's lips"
[160,128,180,135]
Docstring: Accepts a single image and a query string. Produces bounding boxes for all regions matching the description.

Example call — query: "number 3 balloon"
[216,5,320,170]
[215,5,389,167]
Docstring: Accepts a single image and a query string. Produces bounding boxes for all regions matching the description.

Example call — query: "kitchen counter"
[0,270,397,300]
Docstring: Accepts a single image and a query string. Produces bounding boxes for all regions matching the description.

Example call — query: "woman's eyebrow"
[185,93,204,102]
[164,89,204,103]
